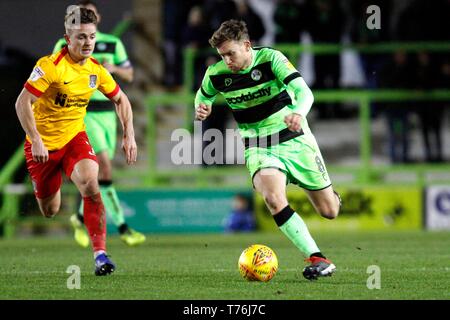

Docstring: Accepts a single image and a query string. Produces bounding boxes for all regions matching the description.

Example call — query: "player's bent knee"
[40,204,59,218]
[263,192,287,214]
[321,212,338,220]
[319,205,339,220]
[77,176,100,196]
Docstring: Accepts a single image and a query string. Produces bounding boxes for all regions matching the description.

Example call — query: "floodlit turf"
[0,230,449,300]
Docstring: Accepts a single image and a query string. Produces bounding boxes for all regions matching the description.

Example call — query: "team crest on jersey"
[251,69,262,81]
[29,66,45,82]
[225,78,232,86]
[89,75,97,88]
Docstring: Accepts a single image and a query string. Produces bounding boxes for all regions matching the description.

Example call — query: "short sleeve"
[201,66,219,98]
[195,66,219,107]
[24,58,57,97]
[271,50,302,86]
[114,39,130,66]
[98,65,120,99]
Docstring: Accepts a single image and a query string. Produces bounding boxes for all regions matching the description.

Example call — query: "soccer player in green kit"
[54,0,145,247]
[195,20,341,280]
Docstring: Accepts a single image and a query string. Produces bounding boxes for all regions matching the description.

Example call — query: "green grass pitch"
[0,230,449,300]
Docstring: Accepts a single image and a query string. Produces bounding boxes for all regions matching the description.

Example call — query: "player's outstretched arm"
[103,39,134,83]
[103,62,134,83]
[194,73,216,121]
[284,77,314,132]
[15,88,48,163]
[287,77,314,118]
[110,89,137,164]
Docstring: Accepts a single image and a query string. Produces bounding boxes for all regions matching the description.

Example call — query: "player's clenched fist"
[31,138,49,163]
[284,113,302,132]
[195,104,212,121]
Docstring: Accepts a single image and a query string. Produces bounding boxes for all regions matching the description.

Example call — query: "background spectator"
[224,193,256,233]
[379,51,413,163]
[302,0,346,119]
[395,0,450,162]
[273,0,302,43]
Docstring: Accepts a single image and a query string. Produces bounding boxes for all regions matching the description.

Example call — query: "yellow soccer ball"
[238,244,278,282]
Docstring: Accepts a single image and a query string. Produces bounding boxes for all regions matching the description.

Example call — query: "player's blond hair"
[64,6,97,34]
[208,20,249,48]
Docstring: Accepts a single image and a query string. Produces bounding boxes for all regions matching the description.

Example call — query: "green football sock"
[275,206,320,257]
[99,184,125,227]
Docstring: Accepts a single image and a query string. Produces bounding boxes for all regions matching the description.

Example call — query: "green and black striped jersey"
[195,47,314,143]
